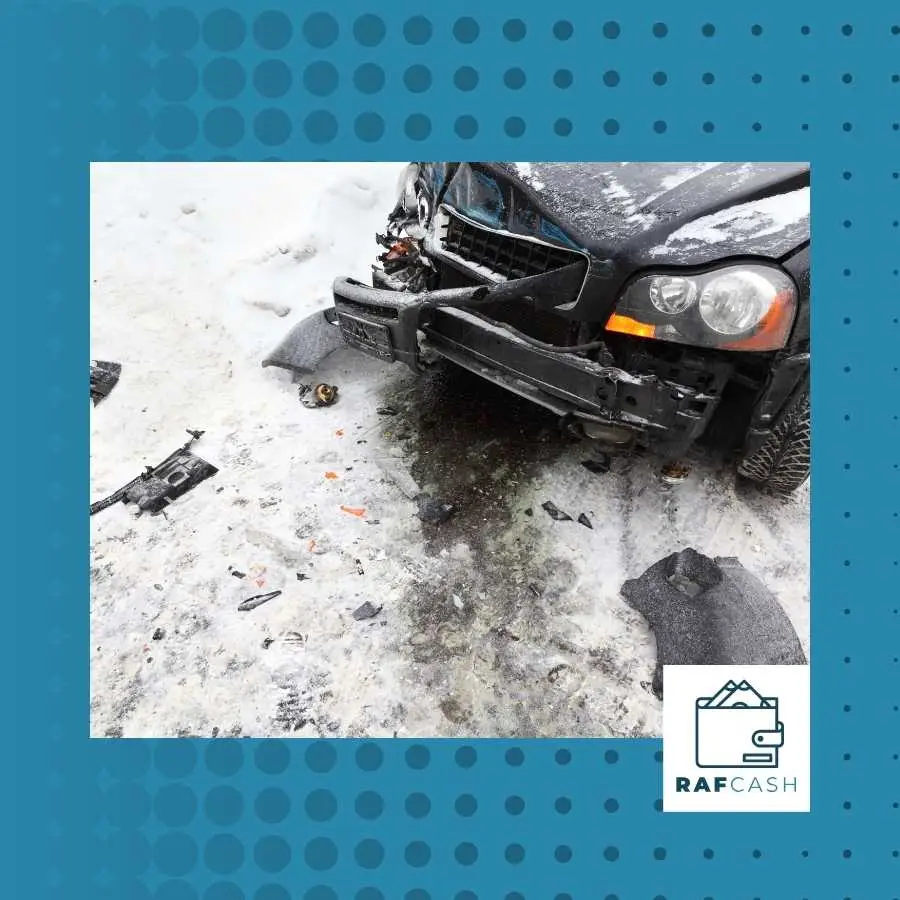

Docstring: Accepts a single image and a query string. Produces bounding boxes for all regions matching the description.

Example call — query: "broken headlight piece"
[395,163,421,215]
[606,263,798,352]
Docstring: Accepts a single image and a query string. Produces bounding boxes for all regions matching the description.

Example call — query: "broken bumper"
[332,276,726,449]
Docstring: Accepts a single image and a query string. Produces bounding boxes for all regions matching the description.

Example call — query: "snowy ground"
[90,163,810,739]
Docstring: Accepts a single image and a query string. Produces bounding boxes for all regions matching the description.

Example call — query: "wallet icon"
[695,679,785,768]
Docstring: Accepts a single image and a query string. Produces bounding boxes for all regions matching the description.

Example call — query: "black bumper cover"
[332,275,733,454]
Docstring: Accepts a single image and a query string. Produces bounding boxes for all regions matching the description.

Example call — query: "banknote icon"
[695,679,785,768]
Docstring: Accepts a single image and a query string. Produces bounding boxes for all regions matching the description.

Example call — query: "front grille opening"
[475,298,578,345]
[441,209,585,281]
[434,263,579,346]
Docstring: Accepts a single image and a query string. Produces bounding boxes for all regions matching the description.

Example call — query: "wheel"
[737,391,810,495]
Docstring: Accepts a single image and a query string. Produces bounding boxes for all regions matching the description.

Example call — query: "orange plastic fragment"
[324,471,339,480]
[340,505,367,518]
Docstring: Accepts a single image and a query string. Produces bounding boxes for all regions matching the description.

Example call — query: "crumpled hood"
[485,162,810,266]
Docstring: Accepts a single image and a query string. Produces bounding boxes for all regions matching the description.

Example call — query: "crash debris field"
[90,163,809,738]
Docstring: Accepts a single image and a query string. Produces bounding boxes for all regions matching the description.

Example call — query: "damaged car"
[328,163,811,493]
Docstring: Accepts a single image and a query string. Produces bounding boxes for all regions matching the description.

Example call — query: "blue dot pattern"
[8,4,898,899]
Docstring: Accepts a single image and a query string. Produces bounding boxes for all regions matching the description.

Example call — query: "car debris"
[577,513,593,529]
[660,461,691,485]
[90,430,217,516]
[548,663,570,683]
[490,625,521,641]
[352,600,382,621]
[261,308,347,377]
[295,162,811,495]
[299,382,339,408]
[620,548,807,699]
[581,453,611,476]
[230,570,247,579]
[296,572,310,581]
[90,360,121,405]
[237,589,282,612]
[415,493,456,524]
[541,500,572,522]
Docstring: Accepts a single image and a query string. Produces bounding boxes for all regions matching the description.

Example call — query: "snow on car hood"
[487,162,810,266]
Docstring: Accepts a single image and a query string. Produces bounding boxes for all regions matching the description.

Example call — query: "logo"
[695,680,784,768]
[663,665,809,813]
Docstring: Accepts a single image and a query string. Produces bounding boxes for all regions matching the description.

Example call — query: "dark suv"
[331,162,810,494]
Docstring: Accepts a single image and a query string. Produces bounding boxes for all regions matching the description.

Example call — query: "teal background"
[6,1,899,897]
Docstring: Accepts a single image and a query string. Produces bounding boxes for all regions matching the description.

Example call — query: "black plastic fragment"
[90,430,217,516]
[577,512,593,529]
[415,493,455,524]
[238,590,282,612]
[91,361,121,405]
[352,601,382,621]
[541,500,572,522]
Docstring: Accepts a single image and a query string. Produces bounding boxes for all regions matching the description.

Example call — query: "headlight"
[395,163,420,214]
[607,264,798,351]
[649,276,697,315]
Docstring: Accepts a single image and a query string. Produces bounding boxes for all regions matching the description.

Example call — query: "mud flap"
[261,308,347,377]
[620,548,807,699]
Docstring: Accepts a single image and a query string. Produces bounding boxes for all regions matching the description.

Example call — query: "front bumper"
[332,276,730,453]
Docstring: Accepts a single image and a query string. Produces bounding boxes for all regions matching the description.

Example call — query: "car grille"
[436,208,586,283]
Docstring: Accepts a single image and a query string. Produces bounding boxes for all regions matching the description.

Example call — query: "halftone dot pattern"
[204,786,243,826]
[7,3,899,899]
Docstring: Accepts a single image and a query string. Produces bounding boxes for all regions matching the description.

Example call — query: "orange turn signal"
[605,313,656,339]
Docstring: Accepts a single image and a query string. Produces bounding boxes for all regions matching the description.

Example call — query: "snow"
[663,186,811,247]
[513,161,545,191]
[91,163,810,739]
[637,162,725,209]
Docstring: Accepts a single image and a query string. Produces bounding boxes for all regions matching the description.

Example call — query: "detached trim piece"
[90,430,217,517]
[90,361,121,405]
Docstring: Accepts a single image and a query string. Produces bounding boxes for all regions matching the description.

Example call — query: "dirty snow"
[91,163,809,739]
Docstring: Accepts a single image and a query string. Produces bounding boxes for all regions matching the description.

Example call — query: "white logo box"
[663,665,810,813]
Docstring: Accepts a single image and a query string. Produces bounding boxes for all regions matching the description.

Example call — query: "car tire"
[737,391,810,495]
